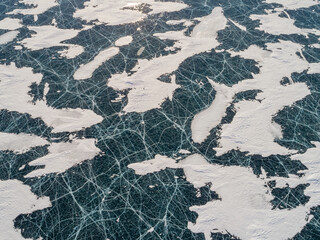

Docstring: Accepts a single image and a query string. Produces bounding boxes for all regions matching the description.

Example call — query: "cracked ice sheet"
[1,0,319,239]
[129,152,320,240]
[0,63,103,133]
[108,7,227,113]
[73,0,188,26]
[0,179,51,240]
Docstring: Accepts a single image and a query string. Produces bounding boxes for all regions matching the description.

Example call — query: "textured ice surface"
[0,0,320,240]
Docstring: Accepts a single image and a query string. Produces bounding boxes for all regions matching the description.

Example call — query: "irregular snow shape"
[74,0,188,26]
[192,40,314,154]
[21,25,84,58]
[0,63,103,133]
[216,41,312,156]
[74,35,133,80]
[108,7,227,113]
[308,62,320,74]
[310,43,320,48]
[74,47,119,80]
[0,132,48,153]
[8,0,58,16]
[26,138,100,178]
[129,154,318,240]
[265,0,319,10]
[166,19,193,27]
[137,46,145,56]
[0,31,19,45]
[128,155,177,175]
[181,155,310,240]
[251,13,320,36]
[21,25,77,49]
[0,179,51,240]
[270,142,320,201]
[58,44,84,59]
[0,18,22,30]
[192,80,234,143]
[215,83,310,156]
[292,142,320,207]
[115,35,133,46]
[35,101,104,133]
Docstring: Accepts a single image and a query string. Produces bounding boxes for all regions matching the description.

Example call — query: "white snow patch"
[251,13,320,36]
[26,138,100,178]
[166,19,193,27]
[192,80,234,143]
[0,18,22,30]
[0,132,48,153]
[137,46,145,56]
[21,25,83,58]
[129,153,320,240]
[115,35,133,46]
[310,43,320,48]
[192,40,314,155]
[215,41,312,156]
[128,155,176,175]
[58,44,84,59]
[265,0,319,10]
[0,179,51,240]
[215,83,309,156]
[8,0,58,16]
[74,47,119,80]
[178,149,191,154]
[0,63,103,133]
[308,63,320,74]
[74,0,188,26]
[291,142,320,207]
[0,31,19,45]
[14,45,23,50]
[108,7,227,113]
